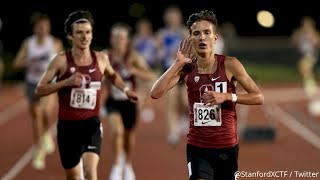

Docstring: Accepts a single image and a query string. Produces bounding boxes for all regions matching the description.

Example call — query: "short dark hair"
[30,12,50,26]
[187,10,218,32]
[111,22,132,37]
[64,10,94,35]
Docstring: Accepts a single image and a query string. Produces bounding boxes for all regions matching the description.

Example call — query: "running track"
[0,83,320,180]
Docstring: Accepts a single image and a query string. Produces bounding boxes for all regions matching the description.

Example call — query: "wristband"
[123,86,130,93]
[231,93,237,103]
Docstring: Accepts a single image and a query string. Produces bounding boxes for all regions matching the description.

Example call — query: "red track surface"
[1,83,320,180]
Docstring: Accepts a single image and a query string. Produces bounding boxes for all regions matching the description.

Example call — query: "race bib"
[193,102,221,126]
[70,88,97,110]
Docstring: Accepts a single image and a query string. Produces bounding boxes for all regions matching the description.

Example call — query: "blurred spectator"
[12,12,63,170]
[132,17,158,123]
[155,5,189,146]
[132,17,159,71]
[103,22,154,180]
[156,5,189,71]
[291,16,320,98]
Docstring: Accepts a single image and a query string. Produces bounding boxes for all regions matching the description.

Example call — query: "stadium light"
[257,10,275,28]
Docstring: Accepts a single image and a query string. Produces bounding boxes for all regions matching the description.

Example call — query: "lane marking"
[0,100,27,126]
[1,123,57,180]
[266,105,320,150]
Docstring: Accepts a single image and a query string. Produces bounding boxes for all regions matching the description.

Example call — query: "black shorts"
[105,98,137,130]
[57,117,102,169]
[187,144,239,180]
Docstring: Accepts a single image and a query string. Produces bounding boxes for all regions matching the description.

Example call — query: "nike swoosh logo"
[211,76,220,81]
[88,146,97,149]
[201,120,211,124]
[89,68,96,73]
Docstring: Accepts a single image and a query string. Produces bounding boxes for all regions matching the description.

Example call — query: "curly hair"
[186,10,218,32]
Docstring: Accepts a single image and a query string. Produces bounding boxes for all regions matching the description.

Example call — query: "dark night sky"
[0,0,319,53]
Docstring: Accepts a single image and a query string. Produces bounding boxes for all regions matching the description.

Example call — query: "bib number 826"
[197,109,216,120]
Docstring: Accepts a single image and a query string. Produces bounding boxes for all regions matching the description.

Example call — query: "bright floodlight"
[257,10,274,28]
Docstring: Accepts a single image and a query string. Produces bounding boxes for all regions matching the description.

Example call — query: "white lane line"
[1,122,57,180]
[266,105,320,150]
[1,146,35,180]
[0,100,27,126]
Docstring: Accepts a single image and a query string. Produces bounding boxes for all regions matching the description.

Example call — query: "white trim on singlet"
[25,35,56,84]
